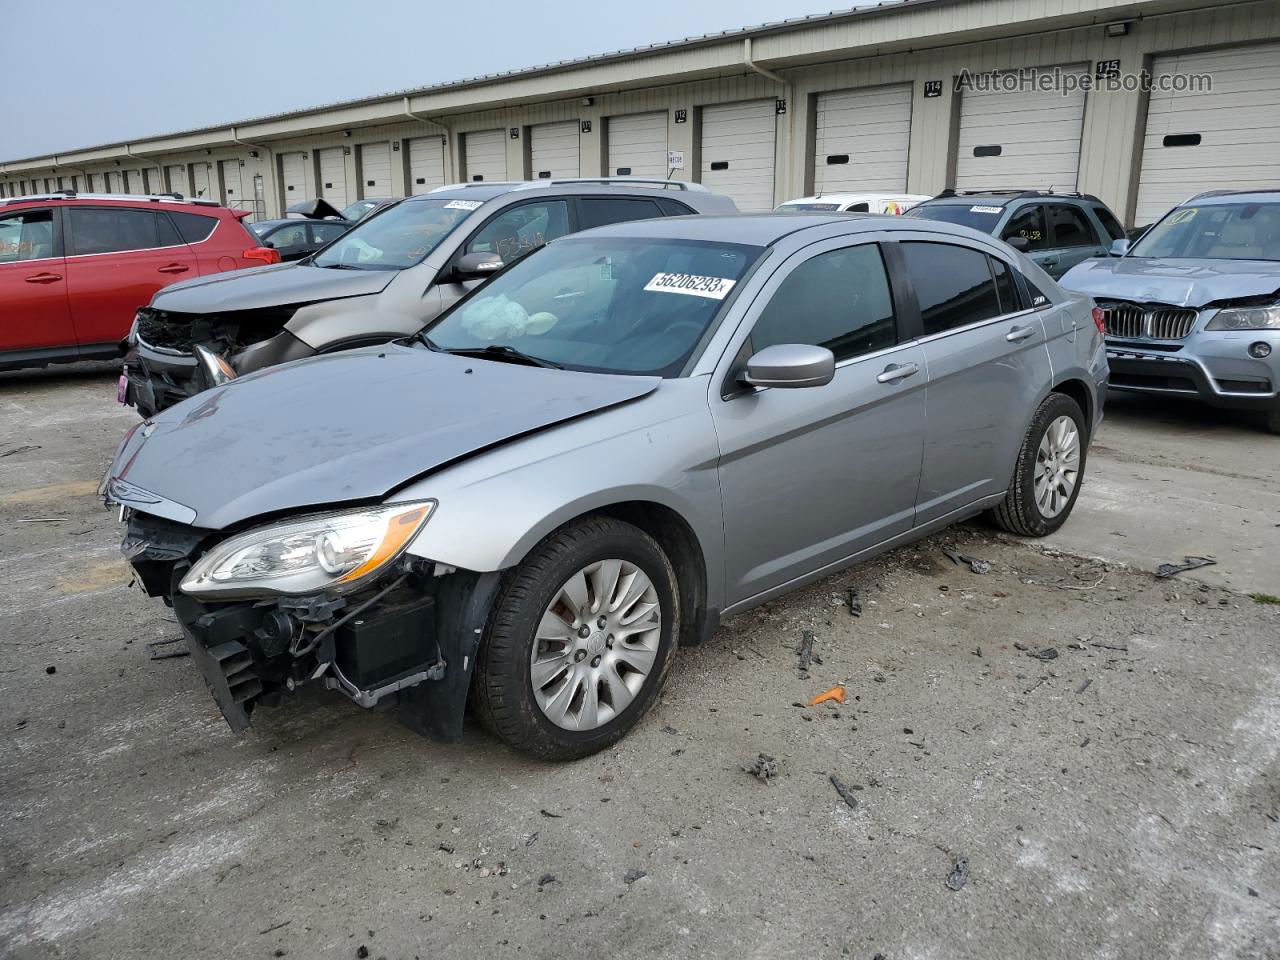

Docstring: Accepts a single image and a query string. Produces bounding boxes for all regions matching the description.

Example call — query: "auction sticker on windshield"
[643,272,737,300]
[444,200,484,211]
[970,205,1004,214]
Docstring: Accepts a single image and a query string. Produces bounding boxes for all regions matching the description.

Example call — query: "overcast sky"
[1,0,862,161]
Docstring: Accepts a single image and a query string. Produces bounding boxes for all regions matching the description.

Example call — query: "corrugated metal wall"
[7,1,1279,224]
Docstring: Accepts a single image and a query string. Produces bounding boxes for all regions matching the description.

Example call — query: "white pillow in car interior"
[461,295,530,340]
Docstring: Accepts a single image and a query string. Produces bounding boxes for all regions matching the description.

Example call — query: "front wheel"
[472,516,679,761]
[1263,405,1280,436]
[991,392,1088,537]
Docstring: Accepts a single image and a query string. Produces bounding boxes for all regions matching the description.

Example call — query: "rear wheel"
[991,393,1088,537]
[472,516,679,761]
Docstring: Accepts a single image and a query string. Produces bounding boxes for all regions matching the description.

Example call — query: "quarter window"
[68,208,158,255]
[168,211,219,244]
[466,200,570,264]
[1092,205,1126,241]
[1001,205,1047,251]
[1046,204,1098,248]
[0,209,56,263]
[899,242,1003,335]
[753,244,897,362]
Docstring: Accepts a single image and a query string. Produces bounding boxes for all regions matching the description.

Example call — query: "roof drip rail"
[523,177,707,192]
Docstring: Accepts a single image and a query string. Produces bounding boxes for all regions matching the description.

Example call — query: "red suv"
[0,191,279,371]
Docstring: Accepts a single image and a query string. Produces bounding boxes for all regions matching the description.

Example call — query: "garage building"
[3,0,1278,229]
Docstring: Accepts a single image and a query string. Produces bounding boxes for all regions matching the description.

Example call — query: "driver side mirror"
[453,251,504,282]
[1005,236,1030,253]
[1109,238,1130,257]
[741,344,835,389]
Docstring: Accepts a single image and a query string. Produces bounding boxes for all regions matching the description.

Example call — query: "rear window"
[168,211,219,243]
[905,202,1004,233]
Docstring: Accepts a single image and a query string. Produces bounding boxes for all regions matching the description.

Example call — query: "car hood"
[1060,257,1280,307]
[106,344,658,530]
[152,262,397,314]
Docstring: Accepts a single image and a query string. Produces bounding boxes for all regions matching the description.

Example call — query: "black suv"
[905,190,1127,279]
[123,179,737,416]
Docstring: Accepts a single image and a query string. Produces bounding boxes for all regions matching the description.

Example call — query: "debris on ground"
[945,856,970,891]
[808,686,846,707]
[1248,592,1280,605]
[846,587,862,617]
[539,809,563,818]
[1026,647,1059,661]
[0,445,40,458]
[44,665,56,675]
[146,637,189,660]
[1155,556,1217,578]
[943,545,991,575]
[1075,678,1093,695]
[623,869,647,884]
[741,753,779,782]
[660,724,679,735]
[18,517,70,524]
[828,774,859,809]
[797,630,821,673]
[537,874,556,888]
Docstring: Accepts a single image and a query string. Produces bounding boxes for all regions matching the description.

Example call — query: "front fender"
[391,379,727,610]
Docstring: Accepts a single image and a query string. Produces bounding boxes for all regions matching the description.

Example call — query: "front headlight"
[1207,305,1280,331]
[180,501,434,599]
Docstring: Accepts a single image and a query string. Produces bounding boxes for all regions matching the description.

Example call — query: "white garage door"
[165,165,188,197]
[954,63,1088,192]
[1134,44,1280,226]
[359,142,392,197]
[814,84,913,192]
[127,169,146,193]
[700,100,777,211]
[407,137,446,194]
[464,129,508,182]
[318,148,349,209]
[279,152,306,204]
[220,160,245,207]
[191,163,212,200]
[530,121,580,179]
[607,112,668,178]
[90,172,105,193]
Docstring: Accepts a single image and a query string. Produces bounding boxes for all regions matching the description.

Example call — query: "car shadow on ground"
[0,360,121,391]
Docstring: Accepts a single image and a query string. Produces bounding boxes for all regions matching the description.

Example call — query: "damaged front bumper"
[122,510,499,741]
[122,309,317,417]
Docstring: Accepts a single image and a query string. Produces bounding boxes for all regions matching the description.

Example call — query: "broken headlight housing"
[1206,304,1280,331]
[180,501,435,599]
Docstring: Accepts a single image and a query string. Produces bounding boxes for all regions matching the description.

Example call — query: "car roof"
[1186,189,1280,205]
[414,177,722,204]
[561,211,1000,247]
[1,191,227,212]
[918,190,1101,208]
[780,192,929,204]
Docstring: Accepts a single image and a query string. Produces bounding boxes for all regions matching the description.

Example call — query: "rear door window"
[990,256,1022,313]
[899,241,1004,335]
[1000,205,1048,251]
[1046,204,1099,248]
[67,207,158,255]
[577,197,664,230]
[309,222,348,246]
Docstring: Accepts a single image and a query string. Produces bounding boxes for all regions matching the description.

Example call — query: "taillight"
[243,246,281,265]
[1091,306,1107,334]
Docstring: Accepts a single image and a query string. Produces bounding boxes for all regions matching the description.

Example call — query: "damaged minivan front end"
[115,500,500,741]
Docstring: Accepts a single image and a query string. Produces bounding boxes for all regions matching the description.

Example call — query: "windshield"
[310,198,480,270]
[904,202,1004,232]
[1129,202,1280,261]
[341,200,378,220]
[420,236,763,377]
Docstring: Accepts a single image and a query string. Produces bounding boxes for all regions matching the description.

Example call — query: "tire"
[991,392,1088,537]
[472,516,680,761]
[1264,405,1280,436]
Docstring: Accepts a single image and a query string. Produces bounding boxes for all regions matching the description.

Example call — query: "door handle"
[158,263,190,274]
[877,362,920,384]
[24,272,62,284]
[1006,325,1036,342]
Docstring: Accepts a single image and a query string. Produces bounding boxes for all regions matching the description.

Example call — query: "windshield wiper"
[437,344,563,369]
[315,262,365,270]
